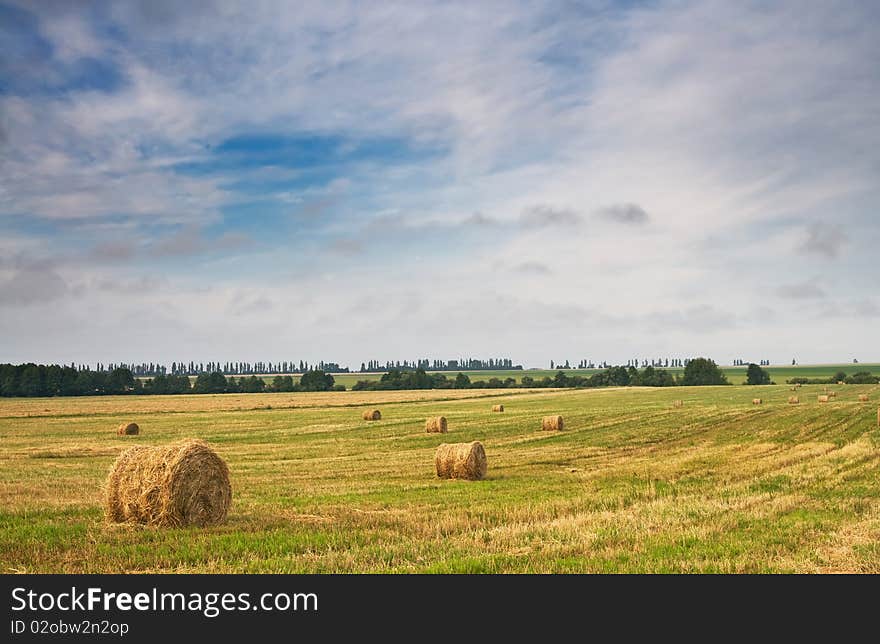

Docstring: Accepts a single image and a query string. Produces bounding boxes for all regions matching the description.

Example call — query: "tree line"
[359,358,520,372]
[0,363,343,397]
[351,358,731,391]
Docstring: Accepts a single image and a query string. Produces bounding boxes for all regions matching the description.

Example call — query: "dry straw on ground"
[788,396,799,404]
[362,409,381,421]
[492,404,504,412]
[818,395,830,403]
[541,415,563,431]
[105,438,231,528]
[117,423,139,436]
[434,441,487,480]
[858,394,869,402]
[752,398,762,405]
[425,416,448,433]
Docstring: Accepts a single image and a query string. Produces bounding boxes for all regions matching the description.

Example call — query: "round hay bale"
[788,396,799,404]
[435,441,487,480]
[105,439,231,528]
[541,415,563,431]
[362,409,381,421]
[817,395,830,403]
[828,391,837,398]
[752,398,763,405]
[492,404,504,412]
[117,422,139,436]
[837,381,846,385]
[425,416,448,433]
[858,394,869,402]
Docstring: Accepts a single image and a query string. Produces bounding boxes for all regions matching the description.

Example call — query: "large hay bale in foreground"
[788,396,799,404]
[541,415,563,431]
[105,439,231,527]
[117,422,139,436]
[435,441,487,480]
[362,409,381,421]
[492,404,504,412]
[752,398,762,405]
[817,395,830,403]
[425,416,448,433]
[858,394,869,402]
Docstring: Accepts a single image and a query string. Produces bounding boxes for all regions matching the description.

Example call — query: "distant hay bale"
[435,441,487,480]
[541,415,563,431]
[837,381,846,385]
[425,416,448,433]
[817,395,830,403]
[828,391,837,398]
[117,422,139,436]
[752,398,762,405]
[788,396,799,404]
[858,394,869,402]
[492,404,504,412]
[672,400,684,408]
[105,439,231,528]
[362,409,381,421]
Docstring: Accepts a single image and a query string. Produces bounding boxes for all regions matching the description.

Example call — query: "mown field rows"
[1,384,878,572]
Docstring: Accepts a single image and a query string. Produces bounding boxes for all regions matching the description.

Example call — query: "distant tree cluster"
[169,360,347,376]
[0,363,137,397]
[745,363,773,385]
[0,364,342,397]
[788,370,879,385]
[351,363,695,391]
[359,358,520,372]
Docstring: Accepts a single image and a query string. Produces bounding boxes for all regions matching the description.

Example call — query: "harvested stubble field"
[1,384,878,573]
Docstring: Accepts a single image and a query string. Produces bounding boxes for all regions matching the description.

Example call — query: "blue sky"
[1,0,878,368]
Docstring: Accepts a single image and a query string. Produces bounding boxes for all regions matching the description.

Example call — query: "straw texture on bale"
[435,441,487,481]
[105,439,231,527]
[492,404,504,412]
[788,396,799,404]
[858,394,869,402]
[362,409,381,421]
[752,398,762,405]
[425,416,448,433]
[541,415,563,431]
[117,422,139,436]
[818,395,830,403]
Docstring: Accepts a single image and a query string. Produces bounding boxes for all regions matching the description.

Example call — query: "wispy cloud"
[519,205,581,228]
[775,280,826,300]
[797,224,846,259]
[595,203,649,225]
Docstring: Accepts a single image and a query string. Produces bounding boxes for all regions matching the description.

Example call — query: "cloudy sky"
[1,0,878,369]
